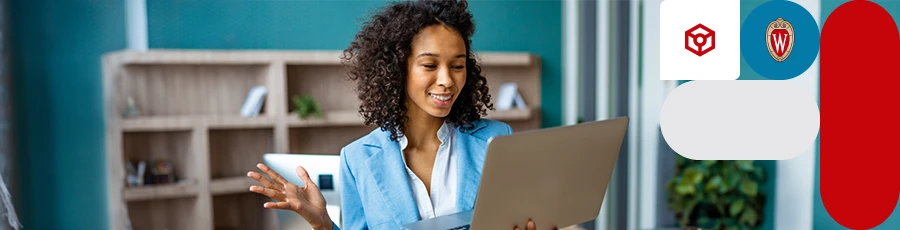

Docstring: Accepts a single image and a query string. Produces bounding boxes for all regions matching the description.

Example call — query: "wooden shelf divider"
[122,116,278,132]
[124,182,200,202]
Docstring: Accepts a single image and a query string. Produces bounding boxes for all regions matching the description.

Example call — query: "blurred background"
[1,0,898,230]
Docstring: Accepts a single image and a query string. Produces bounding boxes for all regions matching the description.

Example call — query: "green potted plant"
[292,94,323,119]
[665,155,767,230]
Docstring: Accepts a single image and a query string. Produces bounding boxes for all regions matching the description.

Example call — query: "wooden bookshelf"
[104,49,542,230]
[122,116,278,132]
[124,182,200,202]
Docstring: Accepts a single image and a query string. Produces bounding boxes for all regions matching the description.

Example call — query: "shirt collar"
[399,121,453,151]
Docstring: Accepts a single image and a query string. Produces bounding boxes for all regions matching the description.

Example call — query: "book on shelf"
[496,82,527,110]
[240,85,268,117]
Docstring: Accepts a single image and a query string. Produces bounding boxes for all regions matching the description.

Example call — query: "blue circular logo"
[741,0,820,80]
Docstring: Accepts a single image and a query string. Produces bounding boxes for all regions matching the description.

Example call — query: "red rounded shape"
[821,0,900,229]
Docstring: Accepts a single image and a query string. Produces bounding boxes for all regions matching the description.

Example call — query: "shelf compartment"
[209,128,275,179]
[286,65,359,113]
[125,181,200,201]
[290,126,375,154]
[118,63,269,116]
[210,176,259,195]
[122,115,277,132]
[483,66,541,108]
[123,131,199,187]
[126,197,200,230]
[213,193,279,230]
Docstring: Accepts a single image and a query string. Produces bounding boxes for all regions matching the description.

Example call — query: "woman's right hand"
[248,163,333,230]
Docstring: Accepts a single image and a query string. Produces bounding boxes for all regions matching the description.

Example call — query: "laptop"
[262,153,343,230]
[403,116,629,230]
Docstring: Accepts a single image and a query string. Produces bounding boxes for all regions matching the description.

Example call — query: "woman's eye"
[423,64,437,68]
[452,65,465,69]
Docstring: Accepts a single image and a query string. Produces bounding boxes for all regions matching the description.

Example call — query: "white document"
[240,86,268,117]
[497,82,527,110]
[513,91,527,109]
[497,83,518,110]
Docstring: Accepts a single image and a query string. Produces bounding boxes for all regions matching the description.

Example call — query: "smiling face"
[405,24,468,119]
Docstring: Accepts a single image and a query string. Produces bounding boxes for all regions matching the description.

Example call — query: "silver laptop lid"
[470,116,629,230]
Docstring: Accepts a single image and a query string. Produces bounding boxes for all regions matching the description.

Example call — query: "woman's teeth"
[430,93,451,101]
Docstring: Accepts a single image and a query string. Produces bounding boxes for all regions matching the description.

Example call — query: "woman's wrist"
[311,214,334,230]
[313,221,334,230]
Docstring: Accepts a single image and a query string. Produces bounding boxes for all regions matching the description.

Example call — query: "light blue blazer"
[335,119,513,230]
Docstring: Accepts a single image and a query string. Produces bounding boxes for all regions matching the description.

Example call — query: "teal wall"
[10,1,560,229]
[10,0,126,229]
[147,0,564,128]
[814,2,900,230]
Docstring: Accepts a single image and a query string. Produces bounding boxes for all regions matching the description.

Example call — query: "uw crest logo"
[766,17,794,62]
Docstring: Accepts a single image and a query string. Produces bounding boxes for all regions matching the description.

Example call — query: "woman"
[247,1,550,229]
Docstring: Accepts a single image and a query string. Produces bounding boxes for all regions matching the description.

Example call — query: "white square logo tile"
[660,0,741,80]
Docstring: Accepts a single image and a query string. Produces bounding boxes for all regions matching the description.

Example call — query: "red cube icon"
[685,23,715,57]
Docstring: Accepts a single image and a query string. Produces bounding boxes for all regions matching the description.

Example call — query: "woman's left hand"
[513,219,559,230]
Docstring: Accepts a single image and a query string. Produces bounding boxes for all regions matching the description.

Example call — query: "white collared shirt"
[398,122,459,220]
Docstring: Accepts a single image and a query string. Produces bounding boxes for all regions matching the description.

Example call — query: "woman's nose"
[436,66,454,88]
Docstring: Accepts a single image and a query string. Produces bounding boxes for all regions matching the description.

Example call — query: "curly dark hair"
[341,0,493,141]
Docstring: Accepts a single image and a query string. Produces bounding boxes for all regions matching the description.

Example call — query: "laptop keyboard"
[447,224,471,230]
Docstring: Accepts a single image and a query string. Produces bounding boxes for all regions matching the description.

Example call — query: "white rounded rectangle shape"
[660,81,820,160]
[660,0,741,80]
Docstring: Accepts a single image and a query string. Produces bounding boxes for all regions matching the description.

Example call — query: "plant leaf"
[716,203,726,216]
[710,220,722,230]
[292,94,322,119]
[703,160,717,166]
[753,167,764,179]
[719,182,730,194]
[727,171,741,188]
[676,178,696,195]
[729,200,745,217]
[705,175,723,192]
[726,226,739,230]
[740,180,759,197]
[682,200,698,227]
[687,168,704,184]
[693,164,711,176]
[670,198,685,211]
[708,192,719,202]
[698,217,711,225]
[683,168,697,184]
[739,207,759,225]
[736,160,754,171]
